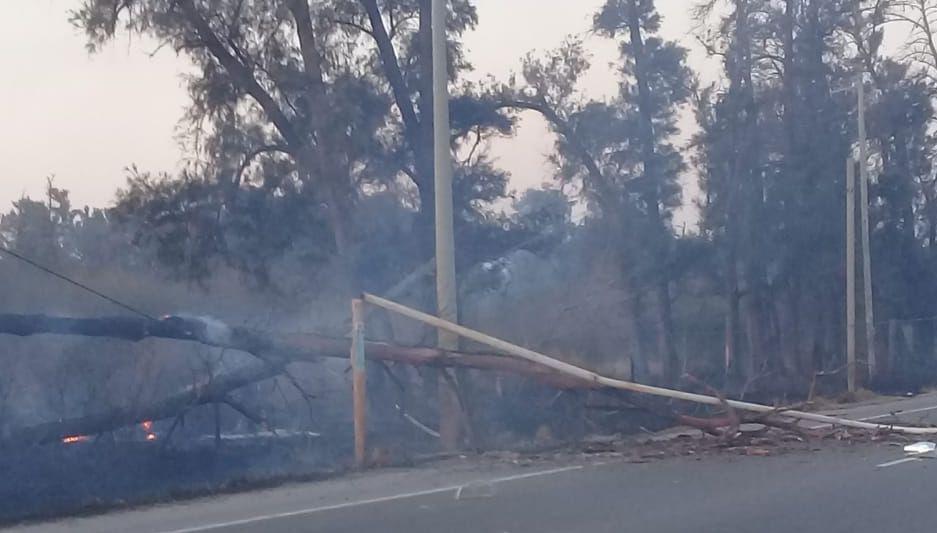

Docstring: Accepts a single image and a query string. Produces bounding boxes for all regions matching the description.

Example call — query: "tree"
[72,0,514,286]
[513,188,572,237]
[594,0,694,383]
[74,0,369,255]
[867,61,936,316]
[111,166,334,284]
[889,0,937,81]
[344,0,488,236]
[886,0,937,247]
[491,0,694,384]
[494,41,651,379]
[73,0,508,259]
[0,179,131,272]
[694,0,769,381]
[695,0,859,385]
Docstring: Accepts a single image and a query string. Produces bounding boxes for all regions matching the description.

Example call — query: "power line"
[0,244,156,320]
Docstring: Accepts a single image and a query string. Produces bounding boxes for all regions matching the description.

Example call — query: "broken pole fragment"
[351,298,368,468]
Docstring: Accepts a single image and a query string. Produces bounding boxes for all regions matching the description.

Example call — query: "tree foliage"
[71,0,512,281]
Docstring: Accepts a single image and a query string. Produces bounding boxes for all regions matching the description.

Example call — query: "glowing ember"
[140,420,157,441]
[62,435,89,444]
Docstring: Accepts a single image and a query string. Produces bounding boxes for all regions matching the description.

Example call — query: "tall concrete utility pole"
[846,158,857,393]
[858,75,877,380]
[431,0,462,449]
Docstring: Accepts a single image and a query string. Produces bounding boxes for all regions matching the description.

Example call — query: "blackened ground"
[0,434,352,525]
[0,382,765,526]
[16,393,937,533]
[0,388,691,526]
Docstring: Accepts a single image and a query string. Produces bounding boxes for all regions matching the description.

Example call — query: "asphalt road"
[11,393,937,533]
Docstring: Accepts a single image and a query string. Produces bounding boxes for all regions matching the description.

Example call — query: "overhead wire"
[0,244,156,320]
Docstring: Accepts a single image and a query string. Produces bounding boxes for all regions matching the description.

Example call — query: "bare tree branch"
[361,0,421,136]
[233,144,291,188]
[1,360,283,446]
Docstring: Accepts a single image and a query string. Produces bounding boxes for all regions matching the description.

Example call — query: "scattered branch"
[1,360,284,446]
[684,374,740,441]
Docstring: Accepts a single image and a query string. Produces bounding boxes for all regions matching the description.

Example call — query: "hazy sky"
[0,0,709,211]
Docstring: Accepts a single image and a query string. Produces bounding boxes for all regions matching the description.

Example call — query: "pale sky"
[0,0,709,212]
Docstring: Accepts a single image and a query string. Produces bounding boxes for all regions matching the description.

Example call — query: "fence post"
[351,298,367,468]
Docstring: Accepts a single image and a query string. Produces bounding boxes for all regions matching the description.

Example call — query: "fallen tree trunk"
[0,314,306,361]
[0,314,590,389]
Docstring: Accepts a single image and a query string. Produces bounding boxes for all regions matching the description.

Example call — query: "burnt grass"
[0,434,353,526]
[0,395,710,525]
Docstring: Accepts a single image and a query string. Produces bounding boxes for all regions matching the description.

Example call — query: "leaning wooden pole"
[362,293,937,435]
[350,299,368,468]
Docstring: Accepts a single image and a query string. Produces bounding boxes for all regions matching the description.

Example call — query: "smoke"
[0,183,672,521]
[161,314,234,346]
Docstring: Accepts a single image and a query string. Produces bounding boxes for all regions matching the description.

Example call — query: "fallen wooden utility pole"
[362,293,937,436]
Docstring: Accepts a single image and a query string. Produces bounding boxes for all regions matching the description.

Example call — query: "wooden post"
[350,299,367,468]
[846,158,857,393]
[431,0,463,450]
[858,75,877,379]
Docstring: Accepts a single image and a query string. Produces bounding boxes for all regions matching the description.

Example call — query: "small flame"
[62,435,89,444]
[141,420,157,441]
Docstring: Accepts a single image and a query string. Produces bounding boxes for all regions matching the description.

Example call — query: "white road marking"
[876,457,922,468]
[157,465,584,533]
